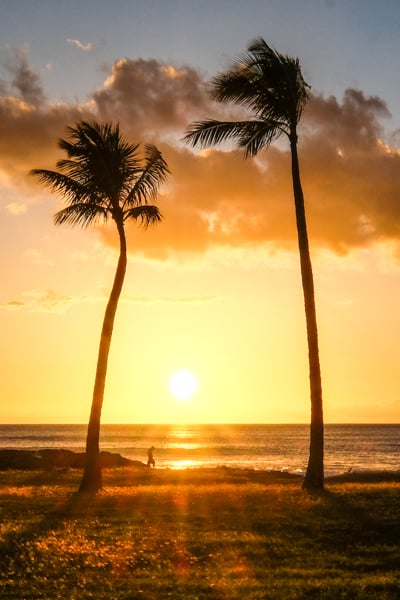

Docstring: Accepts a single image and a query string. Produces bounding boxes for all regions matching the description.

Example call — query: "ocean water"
[0,424,399,476]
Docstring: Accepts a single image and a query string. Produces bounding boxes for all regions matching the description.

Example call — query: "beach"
[1,465,399,599]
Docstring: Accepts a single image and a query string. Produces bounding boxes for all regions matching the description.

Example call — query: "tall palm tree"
[184,38,324,490]
[31,121,169,494]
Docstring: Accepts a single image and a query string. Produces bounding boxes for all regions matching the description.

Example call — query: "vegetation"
[184,38,324,490]
[31,122,169,494]
[0,469,399,599]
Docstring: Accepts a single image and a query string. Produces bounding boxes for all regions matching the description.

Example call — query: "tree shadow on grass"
[245,483,400,563]
[0,489,95,573]
[319,487,400,551]
[277,486,399,572]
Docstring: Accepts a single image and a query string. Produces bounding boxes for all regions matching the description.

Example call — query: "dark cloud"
[0,100,91,179]
[93,58,211,140]
[1,53,400,258]
[299,89,400,251]
[4,48,46,107]
[118,86,400,260]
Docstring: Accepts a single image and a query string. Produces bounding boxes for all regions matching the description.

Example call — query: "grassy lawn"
[0,468,399,599]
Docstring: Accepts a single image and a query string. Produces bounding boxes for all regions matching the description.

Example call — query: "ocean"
[0,424,399,476]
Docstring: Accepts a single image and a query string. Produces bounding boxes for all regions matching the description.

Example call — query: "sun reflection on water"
[166,426,195,440]
[166,460,199,470]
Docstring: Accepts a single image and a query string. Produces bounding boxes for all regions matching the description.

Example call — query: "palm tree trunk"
[290,133,324,491]
[78,219,127,494]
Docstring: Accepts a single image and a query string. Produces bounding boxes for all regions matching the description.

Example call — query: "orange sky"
[1,10,400,424]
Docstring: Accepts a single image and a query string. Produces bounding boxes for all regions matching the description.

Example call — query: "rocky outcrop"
[0,449,146,471]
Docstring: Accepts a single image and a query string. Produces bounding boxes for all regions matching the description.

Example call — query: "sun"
[168,369,199,402]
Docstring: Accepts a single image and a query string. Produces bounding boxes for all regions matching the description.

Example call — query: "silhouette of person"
[147,446,155,468]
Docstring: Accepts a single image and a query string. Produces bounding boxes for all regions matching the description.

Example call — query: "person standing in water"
[147,446,155,468]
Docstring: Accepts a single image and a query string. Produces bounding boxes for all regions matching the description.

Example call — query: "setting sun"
[168,370,199,402]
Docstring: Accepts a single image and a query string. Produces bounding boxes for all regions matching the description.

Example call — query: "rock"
[0,449,146,471]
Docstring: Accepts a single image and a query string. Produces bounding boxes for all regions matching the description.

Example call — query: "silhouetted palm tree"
[184,38,324,490]
[31,121,169,493]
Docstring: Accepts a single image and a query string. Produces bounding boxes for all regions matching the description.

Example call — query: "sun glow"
[168,369,199,402]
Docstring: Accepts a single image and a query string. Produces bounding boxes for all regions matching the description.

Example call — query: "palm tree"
[184,38,324,490]
[31,121,169,494]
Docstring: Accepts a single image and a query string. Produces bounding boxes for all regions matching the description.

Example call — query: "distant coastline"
[0,449,145,471]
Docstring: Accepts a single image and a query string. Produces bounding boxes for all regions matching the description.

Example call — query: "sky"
[0,0,400,424]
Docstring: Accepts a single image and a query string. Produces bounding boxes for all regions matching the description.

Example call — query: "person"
[147,446,155,468]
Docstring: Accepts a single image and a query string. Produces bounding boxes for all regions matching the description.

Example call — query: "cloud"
[108,144,296,261]
[93,58,213,140]
[2,47,46,107]
[6,202,27,216]
[123,294,219,305]
[0,290,75,313]
[0,288,219,313]
[298,89,400,252]
[0,289,111,313]
[0,92,92,179]
[89,58,400,259]
[1,53,400,261]
[67,38,94,52]
[23,248,55,266]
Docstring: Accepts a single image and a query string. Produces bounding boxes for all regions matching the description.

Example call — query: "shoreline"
[0,449,399,486]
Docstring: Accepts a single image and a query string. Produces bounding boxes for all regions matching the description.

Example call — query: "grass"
[0,468,400,599]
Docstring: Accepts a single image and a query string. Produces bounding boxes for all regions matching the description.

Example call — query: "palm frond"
[31,120,168,235]
[124,145,170,207]
[57,122,143,201]
[54,203,109,227]
[30,168,90,203]
[247,37,309,122]
[237,120,284,157]
[59,122,118,159]
[184,120,245,148]
[186,37,309,152]
[184,119,284,155]
[124,204,163,228]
